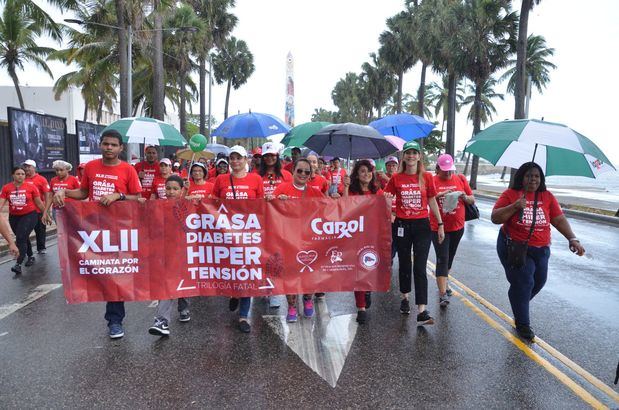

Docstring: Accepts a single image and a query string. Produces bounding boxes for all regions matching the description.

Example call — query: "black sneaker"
[149,318,170,336]
[229,298,239,312]
[446,286,453,297]
[516,324,535,341]
[365,292,372,309]
[400,298,411,315]
[25,256,35,267]
[178,310,191,322]
[11,264,22,275]
[417,310,435,325]
[239,320,251,333]
[356,310,367,324]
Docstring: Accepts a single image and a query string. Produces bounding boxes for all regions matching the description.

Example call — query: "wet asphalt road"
[0,197,617,409]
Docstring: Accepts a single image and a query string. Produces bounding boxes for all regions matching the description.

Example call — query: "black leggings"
[9,212,38,264]
[431,228,464,277]
[396,218,432,305]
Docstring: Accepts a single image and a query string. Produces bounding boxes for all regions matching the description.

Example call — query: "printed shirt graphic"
[430,174,473,232]
[81,159,142,201]
[273,182,325,198]
[261,170,293,197]
[50,175,80,205]
[384,172,436,220]
[151,176,168,199]
[307,174,329,194]
[187,181,214,199]
[1,182,40,215]
[494,189,563,247]
[327,168,347,194]
[134,161,160,197]
[212,173,264,200]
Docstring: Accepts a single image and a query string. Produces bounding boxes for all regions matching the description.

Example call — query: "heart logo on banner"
[296,250,318,272]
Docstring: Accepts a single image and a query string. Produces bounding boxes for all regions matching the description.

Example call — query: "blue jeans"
[496,230,550,326]
[239,297,251,319]
[104,302,125,326]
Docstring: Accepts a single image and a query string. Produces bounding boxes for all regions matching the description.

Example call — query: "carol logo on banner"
[56,196,392,303]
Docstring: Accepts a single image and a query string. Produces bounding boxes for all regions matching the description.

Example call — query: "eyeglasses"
[295,169,311,176]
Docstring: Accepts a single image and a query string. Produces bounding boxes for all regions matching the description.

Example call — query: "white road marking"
[0,284,62,321]
[0,332,8,337]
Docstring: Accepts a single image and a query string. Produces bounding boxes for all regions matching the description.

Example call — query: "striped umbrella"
[465,119,616,178]
[102,117,186,147]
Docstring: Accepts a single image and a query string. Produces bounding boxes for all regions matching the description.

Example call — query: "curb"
[474,192,619,227]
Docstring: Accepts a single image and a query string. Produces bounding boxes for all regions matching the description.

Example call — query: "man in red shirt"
[326,157,347,196]
[283,147,301,173]
[53,129,143,339]
[22,159,51,254]
[134,146,161,199]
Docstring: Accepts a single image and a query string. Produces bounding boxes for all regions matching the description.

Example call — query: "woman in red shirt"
[430,154,475,307]
[306,154,330,194]
[207,158,229,184]
[150,158,175,199]
[212,145,264,333]
[185,162,214,200]
[44,160,80,224]
[384,140,444,325]
[492,162,584,341]
[273,158,325,323]
[0,166,45,275]
[258,142,292,200]
[343,159,386,324]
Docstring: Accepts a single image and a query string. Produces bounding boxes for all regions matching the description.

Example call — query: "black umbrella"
[303,123,398,160]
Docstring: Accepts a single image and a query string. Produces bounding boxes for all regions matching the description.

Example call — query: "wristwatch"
[119,192,126,201]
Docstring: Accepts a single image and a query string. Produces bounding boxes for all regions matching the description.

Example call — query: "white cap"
[262,142,281,156]
[216,158,229,166]
[385,156,399,165]
[159,158,172,166]
[173,162,180,167]
[229,145,248,158]
[22,159,36,167]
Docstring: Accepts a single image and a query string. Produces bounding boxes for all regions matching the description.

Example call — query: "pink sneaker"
[286,306,298,323]
[303,298,314,318]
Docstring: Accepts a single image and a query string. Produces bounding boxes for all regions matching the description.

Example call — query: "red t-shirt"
[430,174,473,232]
[212,173,264,200]
[25,174,50,213]
[348,188,384,196]
[151,176,168,199]
[327,168,347,194]
[307,174,329,194]
[187,181,214,199]
[494,189,563,247]
[273,182,325,199]
[261,170,293,197]
[1,182,41,215]
[283,162,294,173]
[384,172,437,220]
[134,161,160,198]
[81,159,142,201]
[50,175,80,205]
[180,168,189,180]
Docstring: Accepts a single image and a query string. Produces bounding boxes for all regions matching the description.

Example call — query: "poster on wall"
[76,120,105,163]
[8,107,67,171]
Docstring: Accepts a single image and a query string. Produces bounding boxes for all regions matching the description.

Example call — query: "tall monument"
[285,52,295,127]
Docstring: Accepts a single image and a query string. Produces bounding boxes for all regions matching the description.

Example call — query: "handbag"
[504,191,538,268]
[457,174,479,221]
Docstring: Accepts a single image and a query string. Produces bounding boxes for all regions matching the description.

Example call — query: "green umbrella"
[102,117,186,147]
[281,121,332,147]
[465,119,616,178]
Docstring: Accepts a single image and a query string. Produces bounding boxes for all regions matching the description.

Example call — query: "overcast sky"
[2,0,618,166]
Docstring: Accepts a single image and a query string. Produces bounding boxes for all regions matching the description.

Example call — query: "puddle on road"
[544,282,619,325]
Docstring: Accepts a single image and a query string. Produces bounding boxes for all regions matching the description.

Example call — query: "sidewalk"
[0,210,57,256]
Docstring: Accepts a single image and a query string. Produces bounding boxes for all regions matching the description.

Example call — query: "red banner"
[57,196,392,303]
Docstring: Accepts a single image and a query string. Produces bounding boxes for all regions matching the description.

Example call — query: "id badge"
[397,227,404,237]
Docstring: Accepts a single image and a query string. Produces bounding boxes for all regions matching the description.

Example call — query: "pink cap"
[437,154,456,171]
[385,156,399,165]
[159,158,172,166]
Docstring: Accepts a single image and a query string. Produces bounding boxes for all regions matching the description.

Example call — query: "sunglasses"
[295,169,311,176]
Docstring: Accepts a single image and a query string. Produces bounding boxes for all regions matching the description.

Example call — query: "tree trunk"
[514,0,531,121]
[224,79,232,119]
[179,72,187,137]
[152,0,165,121]
[96,97,103,124]
[83,103,88,122]
[445,72,457,156]
[463,152,471,176]
[417,63,427,117]
[115,0,129,118]
[8,68,25,109]
[199,57,206,134]
[396,72,403,113]
[469,77,484,190]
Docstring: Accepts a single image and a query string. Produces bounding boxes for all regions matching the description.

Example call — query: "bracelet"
[568,237,579,242]
[438,222,444,226]
[119,192,126,201]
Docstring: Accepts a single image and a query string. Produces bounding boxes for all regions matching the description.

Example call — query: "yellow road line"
[426,261,619,404]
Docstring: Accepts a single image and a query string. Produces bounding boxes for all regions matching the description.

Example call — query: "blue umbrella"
[369,113,435,141]
[212,112,291,139]
[303,123,397,160]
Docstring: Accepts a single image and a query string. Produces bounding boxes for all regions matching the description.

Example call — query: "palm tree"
[378,11,416,113]
[383,92,433,119]
[426,75,465,135]
[462,77,504,126]
[501,34,556,95]
[460,0,518,189]
[360,53,395,119]
[514,0,543,120]
[0,0,56,109]
[212,36,255,119]
[331,72,366,123]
